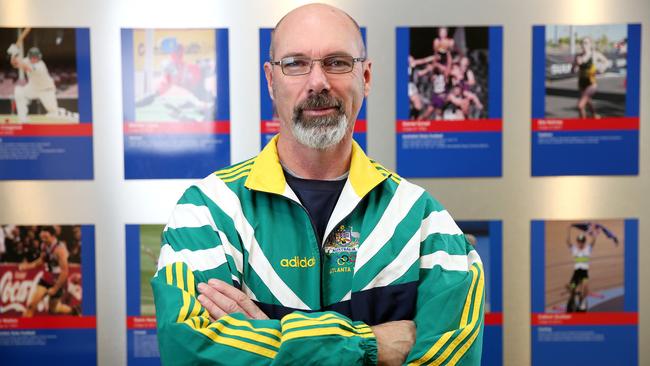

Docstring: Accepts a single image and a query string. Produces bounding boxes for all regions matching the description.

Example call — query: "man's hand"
[197,279,269,320]
[47,287,58,296]
[371,320,416,366]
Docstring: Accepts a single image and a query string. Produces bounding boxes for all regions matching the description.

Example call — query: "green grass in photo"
[140,224,164,316]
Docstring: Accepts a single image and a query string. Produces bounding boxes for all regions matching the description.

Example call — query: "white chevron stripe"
[323,180,362,244]
[419,250,482,271]
[156,244,227,274]
[355,180,424,273]
[217,228,243,276]
[164,204,217,232]
[340,291,352,302]
[420,210,463,238]
[164,203,244,277]
[196,174,310,310]
[362,228,420,290]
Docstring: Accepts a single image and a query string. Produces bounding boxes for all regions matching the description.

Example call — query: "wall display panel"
[121,28,230,179]
[0,225,96,365]
[125,224,163,366]
[0,28,93,180]
[457,220,502,366]
[530,219,638,366]
[531,24,641,176]
[258,28,368,151]
[395,26,503,177]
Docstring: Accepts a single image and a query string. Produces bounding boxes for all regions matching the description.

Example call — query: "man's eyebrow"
[278,51,355,59]
[278,52,308,59]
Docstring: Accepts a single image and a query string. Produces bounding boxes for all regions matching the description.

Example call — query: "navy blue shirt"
[284,171,346,244]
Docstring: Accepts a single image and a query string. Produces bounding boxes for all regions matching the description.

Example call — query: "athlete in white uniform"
[566,226,600,311]
[8,47,60,123]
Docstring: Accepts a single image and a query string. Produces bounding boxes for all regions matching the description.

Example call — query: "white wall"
[0,0,648,364]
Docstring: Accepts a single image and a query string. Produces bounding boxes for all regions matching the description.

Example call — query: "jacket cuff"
[361,335,378,365]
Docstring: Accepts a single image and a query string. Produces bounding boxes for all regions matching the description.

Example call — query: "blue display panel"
[531,24,641,176]
[122,29,230,179]
[126,224,163,366]
[259,28,367,151]
[531,219,638,366]
[458,221,503,366]
[0,28,93,180]
[0,225,97,365]
[396,26,503,177]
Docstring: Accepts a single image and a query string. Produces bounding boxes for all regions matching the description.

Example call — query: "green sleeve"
[405,228,485,365]
[152,262,377,366]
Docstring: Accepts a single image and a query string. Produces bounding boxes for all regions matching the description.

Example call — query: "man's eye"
[324,57,352,68]
[283,58,310,68]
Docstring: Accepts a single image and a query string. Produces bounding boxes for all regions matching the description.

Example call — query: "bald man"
[152,4,484,365]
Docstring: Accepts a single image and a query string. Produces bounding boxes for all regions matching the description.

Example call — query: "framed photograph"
[0,28,92,180]
[396,26,502,177]
[531,24,641,176]
[531,219,638,365]
[121,29,230,179]
[126,224,164,365]
[0,225,96,364]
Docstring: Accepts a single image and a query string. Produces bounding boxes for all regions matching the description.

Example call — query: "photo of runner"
[132,29,217,123]
[544,24,627,118]
[0,28,80,123]
[407,27,489,120]
[0,225,82,317]
[544,219,623,313]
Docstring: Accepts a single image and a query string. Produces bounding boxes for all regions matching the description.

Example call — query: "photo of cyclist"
[544,220,623,313]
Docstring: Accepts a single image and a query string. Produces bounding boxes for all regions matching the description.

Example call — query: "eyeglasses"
[270,55,366,76]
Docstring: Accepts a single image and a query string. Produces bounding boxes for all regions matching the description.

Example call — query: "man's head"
[39,226,56,243]
[27,47,42,63]
[576,233,587,248]
[581,37,593,52]
[264,3,371,150]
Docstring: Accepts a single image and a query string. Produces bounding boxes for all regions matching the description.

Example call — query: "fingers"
[207,279,269,320]
[196,280,269,320]
[197,282,247,320]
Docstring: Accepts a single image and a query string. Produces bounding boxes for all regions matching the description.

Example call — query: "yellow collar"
[244,135,386,198]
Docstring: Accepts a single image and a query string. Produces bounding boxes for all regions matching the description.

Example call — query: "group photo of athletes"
[0,225,82,317]
[407,26,490,121]
[543,219,624,313]
[0,28,80,124]
[131,29,218,123]
[544,24,627,119]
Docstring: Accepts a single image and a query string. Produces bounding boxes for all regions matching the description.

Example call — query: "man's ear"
[363,60,372,97]
[264,62,275,101]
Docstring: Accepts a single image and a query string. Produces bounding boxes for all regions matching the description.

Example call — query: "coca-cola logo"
[0,270,43,314]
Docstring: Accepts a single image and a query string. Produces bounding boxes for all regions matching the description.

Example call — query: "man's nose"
[306,61,331,94]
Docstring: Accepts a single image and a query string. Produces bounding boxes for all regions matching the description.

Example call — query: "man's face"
[39,231,51,243]
[264,6,371,149]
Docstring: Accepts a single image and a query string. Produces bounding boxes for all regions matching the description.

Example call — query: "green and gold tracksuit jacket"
[152,136,484,365]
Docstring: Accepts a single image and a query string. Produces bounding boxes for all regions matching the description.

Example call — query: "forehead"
[273,9,361,57]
